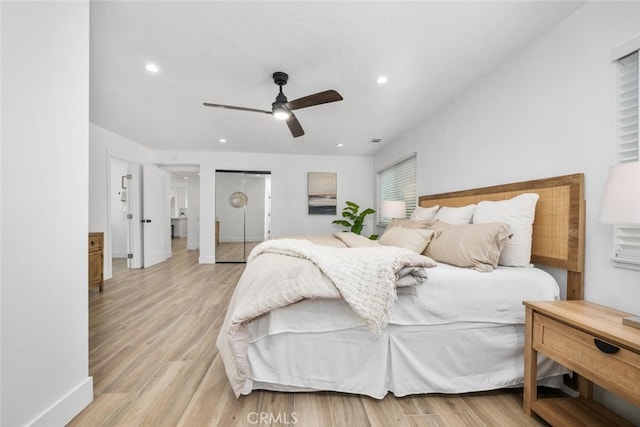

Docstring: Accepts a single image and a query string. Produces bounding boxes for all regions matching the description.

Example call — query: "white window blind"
[614,51,640,268]
[376,155,416,226]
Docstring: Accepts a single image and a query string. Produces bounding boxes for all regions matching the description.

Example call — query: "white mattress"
[247,263,560,340]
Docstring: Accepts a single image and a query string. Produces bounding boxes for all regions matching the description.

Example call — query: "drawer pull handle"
[594,339,620,354]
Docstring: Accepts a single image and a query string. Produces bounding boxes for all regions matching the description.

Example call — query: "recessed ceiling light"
[376,75,388,84]
[336,143,344,147]
[145,63,159,73]
[183,176,188,180]
[219,138,227,143]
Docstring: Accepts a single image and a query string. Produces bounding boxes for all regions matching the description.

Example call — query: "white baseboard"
[112,251,128,258]
[199,255,215,264]
[29,377,93,427]
[187,243,200,250]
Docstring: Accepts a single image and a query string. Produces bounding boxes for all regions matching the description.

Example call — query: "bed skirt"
[243,322,567,398]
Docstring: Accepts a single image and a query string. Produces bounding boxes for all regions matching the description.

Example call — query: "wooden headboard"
[418,174,585,300]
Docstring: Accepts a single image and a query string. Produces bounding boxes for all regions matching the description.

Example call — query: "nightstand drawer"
[533,312,640,406]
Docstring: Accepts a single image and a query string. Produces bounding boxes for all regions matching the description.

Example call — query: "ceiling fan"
[203,72,343,138]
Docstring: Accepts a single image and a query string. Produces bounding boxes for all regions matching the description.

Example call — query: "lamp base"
[622,316,640,329]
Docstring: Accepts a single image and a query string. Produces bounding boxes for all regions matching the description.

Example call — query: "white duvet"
[247,262,560,340]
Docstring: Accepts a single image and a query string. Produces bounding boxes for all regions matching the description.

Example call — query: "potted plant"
[332,201,377,239]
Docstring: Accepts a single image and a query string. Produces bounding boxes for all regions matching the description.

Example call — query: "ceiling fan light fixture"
[145,63,159,73]
[203,71,342,137]
[272,104,290,120]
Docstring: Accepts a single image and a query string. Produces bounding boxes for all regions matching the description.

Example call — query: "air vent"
[369,138,382,144]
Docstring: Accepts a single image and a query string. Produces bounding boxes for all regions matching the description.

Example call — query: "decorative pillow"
[435,204,476,225]
[425,221,512,272]
[378,227,436,254]
[332,232,381,247]
[383,218,433,235]
[472,193,539,267]
[410,205,439,221]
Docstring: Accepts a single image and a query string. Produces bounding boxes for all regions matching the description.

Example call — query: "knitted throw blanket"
[248,239,429,335]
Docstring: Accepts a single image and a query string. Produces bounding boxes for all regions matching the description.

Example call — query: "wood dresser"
[89,232,104,292]
[524,300,640,426]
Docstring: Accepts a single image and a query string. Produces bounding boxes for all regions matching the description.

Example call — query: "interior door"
[142,164,169,267]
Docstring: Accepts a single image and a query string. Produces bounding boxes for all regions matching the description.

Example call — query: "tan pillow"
[383,218,433,235]
[425,221,512,272]
[332,232,381,248]
[379,227,436,253]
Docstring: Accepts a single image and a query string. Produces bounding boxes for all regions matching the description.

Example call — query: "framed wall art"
[308,172,337,215]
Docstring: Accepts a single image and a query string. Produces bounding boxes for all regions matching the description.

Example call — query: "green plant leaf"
[332,201,375,235]
[342,211,356,220]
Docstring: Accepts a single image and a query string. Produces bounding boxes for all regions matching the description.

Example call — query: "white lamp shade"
[382,200,406,219]
[600,161,640,225]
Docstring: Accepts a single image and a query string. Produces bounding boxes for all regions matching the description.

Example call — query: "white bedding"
[247,262,560,340]
[241,262,566,398]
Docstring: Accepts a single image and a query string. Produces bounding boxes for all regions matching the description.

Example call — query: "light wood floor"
[216,241,262,263]
[70,238,554,427]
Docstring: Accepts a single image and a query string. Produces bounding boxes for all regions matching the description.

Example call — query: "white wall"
[153,151,374,264]
[89,123,152,278]
[1,2,92,426]
[374,2,640,421]
[186,176,200,249]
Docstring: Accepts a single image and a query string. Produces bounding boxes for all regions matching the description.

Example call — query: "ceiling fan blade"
[286,90,343,111]
[202,102,271,115]
[285,112,305,138]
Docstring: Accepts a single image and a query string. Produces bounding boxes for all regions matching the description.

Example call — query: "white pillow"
[435,204,476,225]
[378,227,435,253]
[410,205,439,221]
[472,193,539,267]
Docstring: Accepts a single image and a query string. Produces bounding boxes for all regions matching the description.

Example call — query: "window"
[613,49,640,268]
[376,154,416,226]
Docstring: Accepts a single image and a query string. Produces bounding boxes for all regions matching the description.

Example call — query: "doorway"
[108,156,138,277]
[215,170,271,263]
[167,165,201,252]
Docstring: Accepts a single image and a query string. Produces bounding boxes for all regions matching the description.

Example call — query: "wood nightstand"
[89,232,104,292]
[523,300,640,426]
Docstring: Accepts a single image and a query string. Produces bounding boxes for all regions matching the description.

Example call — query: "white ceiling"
[90,1,584,157]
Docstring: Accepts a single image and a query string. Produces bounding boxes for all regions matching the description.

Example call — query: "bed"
[217,173,586,399]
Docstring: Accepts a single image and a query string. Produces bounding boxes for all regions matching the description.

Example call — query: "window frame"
[612,48,640,269]
[376,154,417,227]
